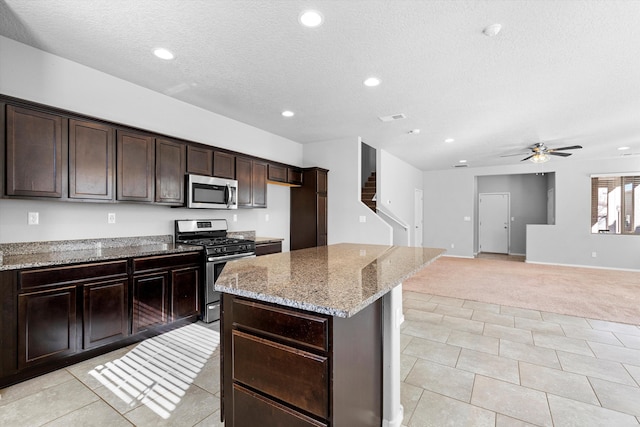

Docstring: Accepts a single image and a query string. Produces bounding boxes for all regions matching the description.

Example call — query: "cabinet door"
[18,286,77,370]
[83,279,129,349]
[317,170,328,194]
[236,156,252,207]
[170,266,200,321]
[116,130,154,202]
[69,119,114,200]
[155,138,186,204]
[187,145,213,176]
[133,273,168,333]
[288,168,303,186]
[252,160,268,207]
[213,151,235,179]
[268,164,287,183]
[317,195,328,246]
[6,105,63,197]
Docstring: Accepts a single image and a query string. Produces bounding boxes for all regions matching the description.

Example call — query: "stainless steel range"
[175,219,255,322]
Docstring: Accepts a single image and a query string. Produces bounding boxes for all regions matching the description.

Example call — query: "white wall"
[424,157,640,270]
[378,149,423,246]
[0,36,302,249]
[302,137,391,245]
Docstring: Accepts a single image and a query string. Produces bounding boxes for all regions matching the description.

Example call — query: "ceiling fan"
[502,142,583,163]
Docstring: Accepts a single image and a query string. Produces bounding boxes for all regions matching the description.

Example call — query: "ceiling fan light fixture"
[530,152,550,163]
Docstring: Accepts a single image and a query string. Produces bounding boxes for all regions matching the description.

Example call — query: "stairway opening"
[361,142,376,212]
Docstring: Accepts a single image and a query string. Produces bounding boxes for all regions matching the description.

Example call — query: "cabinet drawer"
[255,241,282,256]
[232,330,329,419]
[20,260,128,291]
[233,384,327,427]
[133,252,201,273]
[232,298,328,351]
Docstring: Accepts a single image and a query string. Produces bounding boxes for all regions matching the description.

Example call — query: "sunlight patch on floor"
[88,323,219,419]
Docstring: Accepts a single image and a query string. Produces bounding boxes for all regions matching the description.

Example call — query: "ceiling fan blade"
[548,152,572,157]
[548,145,583,151]
[521,155,534,161]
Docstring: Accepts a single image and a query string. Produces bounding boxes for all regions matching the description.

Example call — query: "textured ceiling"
[1,0,639,171]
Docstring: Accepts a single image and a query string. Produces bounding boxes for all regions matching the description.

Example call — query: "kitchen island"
[215,243,444,427]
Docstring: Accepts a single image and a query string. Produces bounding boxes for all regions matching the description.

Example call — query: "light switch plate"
[108,213,116,224]
[359,215,367,223]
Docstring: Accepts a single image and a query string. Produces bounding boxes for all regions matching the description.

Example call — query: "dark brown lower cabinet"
[132,252,202,333]
[255,241,282,256]
[1,252,202,389]
[83,279,129,349]
[170,266,200,321]
[18,286,77,370]
[222,294,382,427]
[133,272,169,333]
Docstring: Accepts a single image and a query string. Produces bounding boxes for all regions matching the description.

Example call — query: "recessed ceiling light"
[364,77,381,87]
[153,48,175,60]
[459,159,467,163]
[445,138,455,143]
[281,110,295,118]
[299,10,323,28]
[483,24,502,37]
[618,146,631,151]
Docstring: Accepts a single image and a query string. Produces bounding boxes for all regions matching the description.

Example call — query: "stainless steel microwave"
[186,174,238,209]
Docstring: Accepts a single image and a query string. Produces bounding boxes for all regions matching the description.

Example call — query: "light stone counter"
[0,235,201,271]
[215,243,445,318]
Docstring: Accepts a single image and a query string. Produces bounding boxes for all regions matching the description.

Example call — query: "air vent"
[454,164,468,168]
[378,113,407,122]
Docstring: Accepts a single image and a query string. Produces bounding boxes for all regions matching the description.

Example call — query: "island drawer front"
[20,260,128,290]
[232,298,328,352]
[233,384,327,427]
[232,330,329,419]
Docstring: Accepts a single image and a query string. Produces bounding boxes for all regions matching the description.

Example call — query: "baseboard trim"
[443,254,475,259]
[525,260,640,273]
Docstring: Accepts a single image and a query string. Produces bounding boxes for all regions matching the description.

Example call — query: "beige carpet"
[404,256,640,326]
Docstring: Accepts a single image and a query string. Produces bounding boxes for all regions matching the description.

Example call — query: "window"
[591,175,640,234]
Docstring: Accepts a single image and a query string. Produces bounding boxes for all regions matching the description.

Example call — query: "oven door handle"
[207,253,256,263]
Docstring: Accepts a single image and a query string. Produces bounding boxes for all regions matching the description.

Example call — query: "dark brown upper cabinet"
[186,144,213,176]
[267,164,287,183]
[287,168,303,186]
[237,156,267,208]
[213,151,235,179]
[5,105,64,198]
[155,138,186,205]
[69,119,114,200]
[116,130,155,202]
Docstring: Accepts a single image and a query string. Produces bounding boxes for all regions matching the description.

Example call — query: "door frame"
[414,188,423,247]
[478,192,511,254]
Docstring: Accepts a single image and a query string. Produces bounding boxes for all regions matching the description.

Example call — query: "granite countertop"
[0,235,202,271]
[255,237,284,244]
[215,243,445,318]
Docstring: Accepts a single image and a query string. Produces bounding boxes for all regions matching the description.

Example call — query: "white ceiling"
[1,0,639,171]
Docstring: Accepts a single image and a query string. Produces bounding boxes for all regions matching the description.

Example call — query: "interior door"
[479,193,509,254]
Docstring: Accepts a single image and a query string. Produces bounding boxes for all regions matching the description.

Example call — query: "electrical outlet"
[233,214,238,222]
[359,215,367,223]
[451,243,455,248]
[265,214,270,222]
[28,212,39,225]
[591,252,597,258]
[108,213,116,224]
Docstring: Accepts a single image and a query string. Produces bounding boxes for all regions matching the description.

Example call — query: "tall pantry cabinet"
[290,167,329,250]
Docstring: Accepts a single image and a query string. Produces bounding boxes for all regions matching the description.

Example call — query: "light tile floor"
[1,292,639,426]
